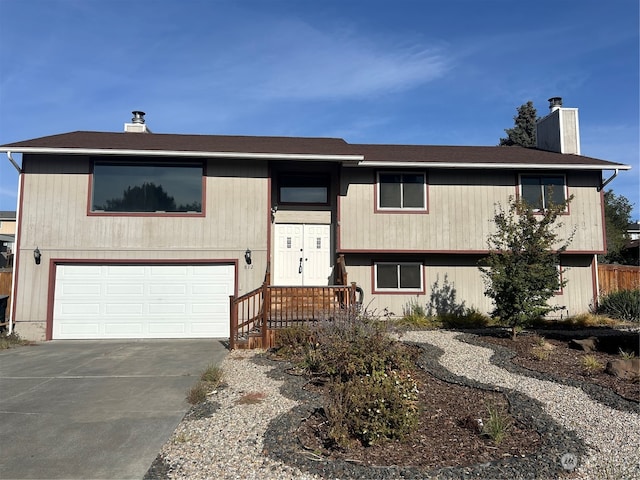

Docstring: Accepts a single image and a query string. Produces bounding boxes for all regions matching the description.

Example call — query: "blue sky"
[1,0,638,218]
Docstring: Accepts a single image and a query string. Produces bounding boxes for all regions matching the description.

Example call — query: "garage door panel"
[105,303,145,315]
[107,284,144,295]
[53,264,235,339]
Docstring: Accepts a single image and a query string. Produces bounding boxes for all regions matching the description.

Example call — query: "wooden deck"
[229,282,360,349]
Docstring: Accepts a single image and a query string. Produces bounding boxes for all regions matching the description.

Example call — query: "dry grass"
[186,364,225,405]
[0,332,34,350]
[235,391,268,405]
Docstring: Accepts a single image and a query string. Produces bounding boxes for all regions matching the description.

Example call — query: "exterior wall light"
[244,248,252,265]
[34,247,41,265]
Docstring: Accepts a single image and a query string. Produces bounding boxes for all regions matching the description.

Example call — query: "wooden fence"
[0,269,12,330]
[598,264,640,294]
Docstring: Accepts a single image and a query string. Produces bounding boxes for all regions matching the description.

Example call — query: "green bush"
[597,289,640,322]
[326,370,420,447]
[440,308,494,329]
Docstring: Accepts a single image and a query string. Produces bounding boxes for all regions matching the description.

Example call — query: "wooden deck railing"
[230,282,359,349]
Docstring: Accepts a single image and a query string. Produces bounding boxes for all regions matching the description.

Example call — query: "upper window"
[374,262,423,292]
[520,175,567,211]
[377,172,426,211]
[278,173,329,204]
[91,161,203,213]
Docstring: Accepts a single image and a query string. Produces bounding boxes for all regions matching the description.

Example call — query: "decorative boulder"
[605,358,640,381]
[569,337,598,352]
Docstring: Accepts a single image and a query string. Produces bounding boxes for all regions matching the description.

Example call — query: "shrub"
[200,364,224,386]
[273,325,313,355]
[287,310,422,448]
[186,364,224,404]
[440,308,494,329]
[581,355,604,374]
[596,289,640,323]
[325,370,420,447]
[304,314,414,380]
[186,381,209,405]
[482,403,511,444]
[0,332,33,350]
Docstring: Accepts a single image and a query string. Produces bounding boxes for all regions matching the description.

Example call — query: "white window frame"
[374,262,424,292]
[376,171,427,211]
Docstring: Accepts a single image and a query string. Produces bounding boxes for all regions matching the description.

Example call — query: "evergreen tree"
[479,196,574,339]
[499,101,538,147]
[601,190,634,264]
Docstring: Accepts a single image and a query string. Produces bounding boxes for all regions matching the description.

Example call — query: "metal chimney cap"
[131,111,146,124]
[548,97,563,111]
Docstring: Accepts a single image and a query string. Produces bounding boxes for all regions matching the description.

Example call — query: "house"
[0,210,16,267]
[0,99,631,342]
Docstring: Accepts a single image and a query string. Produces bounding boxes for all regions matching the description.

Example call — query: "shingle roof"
[0,131,355,156]
[0,130,629,169]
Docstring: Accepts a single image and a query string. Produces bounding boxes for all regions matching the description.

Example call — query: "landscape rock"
[605,358,640,381]
[569,337,598,352]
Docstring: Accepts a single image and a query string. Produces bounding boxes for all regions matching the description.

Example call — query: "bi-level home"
[0,98,630,342]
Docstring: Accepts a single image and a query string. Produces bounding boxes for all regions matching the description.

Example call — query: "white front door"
[273,224,331,286]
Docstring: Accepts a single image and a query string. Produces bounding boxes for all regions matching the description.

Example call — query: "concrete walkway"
[0,339,228,480]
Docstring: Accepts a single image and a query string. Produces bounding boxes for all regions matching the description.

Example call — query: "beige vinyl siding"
[14,155,269,340]
[339,168,604,252]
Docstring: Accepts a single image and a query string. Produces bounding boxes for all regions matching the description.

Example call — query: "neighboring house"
[628,222,640,241]
[0,100,631,341]
[0,210,16,267]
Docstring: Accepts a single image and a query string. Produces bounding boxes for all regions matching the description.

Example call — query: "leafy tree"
[499,101,538,147]
[479,196,574,339]
[601,190,634,264]
[102,182,177,212]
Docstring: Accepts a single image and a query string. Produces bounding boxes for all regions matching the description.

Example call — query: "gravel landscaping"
[146,330,639,480]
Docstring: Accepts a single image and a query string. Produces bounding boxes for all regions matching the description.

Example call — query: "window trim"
[375,170,428,213]
[277,172,330,206]
[372,261,425,294]
[518,173,569,214]
[88,158,206,217]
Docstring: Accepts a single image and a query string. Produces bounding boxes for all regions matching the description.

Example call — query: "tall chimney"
[536,97,580,154]
[124,110,152,133]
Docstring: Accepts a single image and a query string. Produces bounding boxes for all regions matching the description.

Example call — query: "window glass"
[376,264,399,289]
[92,162,203,213]
[378,172,426,210]
[379,173,402,208]
[399,264,421,289]
[375,263,423,291]
[279,174,329,204]
[402,174,425,208]
[520,175,566,211]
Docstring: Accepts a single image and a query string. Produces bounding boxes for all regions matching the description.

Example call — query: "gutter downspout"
[6,152,22,335]
[598,169,618,192]
[7,151,22,173]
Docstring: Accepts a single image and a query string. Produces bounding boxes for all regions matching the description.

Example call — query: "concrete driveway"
[0,339,228,479]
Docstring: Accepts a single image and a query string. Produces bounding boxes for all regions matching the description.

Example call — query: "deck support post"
[229,295,237,350]
[262,281,270,348]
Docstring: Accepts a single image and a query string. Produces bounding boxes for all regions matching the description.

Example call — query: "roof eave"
[0,147,364,162]
[356,161,632,170]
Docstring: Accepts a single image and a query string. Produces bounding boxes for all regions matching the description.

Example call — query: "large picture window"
[278,173,329,204]
[91,161,203,213]
[377,172,426,210]
[374,262,423,292]
[520,174,567,211]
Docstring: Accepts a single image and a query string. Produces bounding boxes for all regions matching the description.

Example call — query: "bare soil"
[289,330,639,471]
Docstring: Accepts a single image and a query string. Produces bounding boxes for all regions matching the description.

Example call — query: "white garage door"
[53,264,235,339]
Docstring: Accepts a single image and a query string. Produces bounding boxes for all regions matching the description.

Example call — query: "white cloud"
[199,19,450,101]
